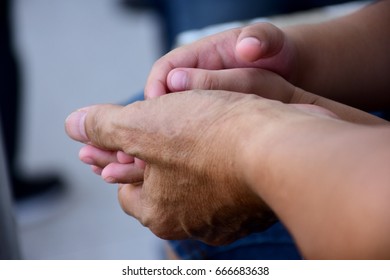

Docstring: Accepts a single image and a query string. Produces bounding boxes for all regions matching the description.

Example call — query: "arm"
[243,113,390,259]
[73,71,387,186]
[145,1,390,110]
[165,68,388,125]
[287,0,390,109]
[65,90,390,259]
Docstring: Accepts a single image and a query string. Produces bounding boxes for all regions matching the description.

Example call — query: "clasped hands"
[65,23,384,245]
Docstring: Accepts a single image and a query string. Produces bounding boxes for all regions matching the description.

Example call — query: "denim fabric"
[168,222,301,260]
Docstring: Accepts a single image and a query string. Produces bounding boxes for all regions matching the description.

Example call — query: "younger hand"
[146,22,296,98]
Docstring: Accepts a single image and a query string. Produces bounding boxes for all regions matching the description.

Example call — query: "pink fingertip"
[135,158,146,169]
[117,151,134,164]
[168,70,188,91]
[145,81,167,99]
[80,156,95,165]
[91,165,102,175]
[65,110,89,142]
[239,37,262,47]
[103,176,117,184]
[236,37,263,62]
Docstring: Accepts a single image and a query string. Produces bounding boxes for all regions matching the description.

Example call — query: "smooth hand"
[146,22,296,98]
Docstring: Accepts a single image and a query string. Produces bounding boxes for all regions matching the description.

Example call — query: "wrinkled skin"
[65,69,385,245]
[67,90,295,245]
[115,92,281,245]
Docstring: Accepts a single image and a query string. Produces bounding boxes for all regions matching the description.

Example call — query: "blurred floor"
[12,0,163,259]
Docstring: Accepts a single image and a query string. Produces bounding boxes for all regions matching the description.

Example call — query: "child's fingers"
[91,165,103,175]
[79,145,120,168]
[117,151,135,164]
[101,162,144,184]
[167,67,295,103]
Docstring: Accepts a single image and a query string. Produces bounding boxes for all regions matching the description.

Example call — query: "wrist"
[234,98,288,197]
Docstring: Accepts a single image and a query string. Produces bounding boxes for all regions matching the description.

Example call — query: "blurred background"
[1,0,363,260]
[7,0,162,259]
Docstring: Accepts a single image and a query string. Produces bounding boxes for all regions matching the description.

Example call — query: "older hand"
[65,67,386,245]
[66,90,288,245]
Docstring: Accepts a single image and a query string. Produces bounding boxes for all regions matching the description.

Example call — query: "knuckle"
[86,109,106,145]
[243,22,281,44]
[200,71,219,90]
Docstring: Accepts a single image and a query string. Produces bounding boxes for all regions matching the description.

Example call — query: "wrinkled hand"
[65,70,385,245]
[66,91,288,245]
[78,70,384,187]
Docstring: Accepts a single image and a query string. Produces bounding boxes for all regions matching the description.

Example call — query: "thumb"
[65,104,121,147]
[65,102,155,159]
[236,22,285,62]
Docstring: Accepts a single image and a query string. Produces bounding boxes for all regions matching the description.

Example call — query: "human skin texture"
[66,88,390,259]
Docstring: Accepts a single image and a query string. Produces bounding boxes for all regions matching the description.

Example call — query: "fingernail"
[169,70,188,91]
[80,156,95,165]
[104,176,116,184]
[237,37,263,62]
[65,110,88,142]
[239,37,262,48]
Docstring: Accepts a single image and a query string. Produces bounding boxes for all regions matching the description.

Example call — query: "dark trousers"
[0,0,21,175]
[137,0,356,51]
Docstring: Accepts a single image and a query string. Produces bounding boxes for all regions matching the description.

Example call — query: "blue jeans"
[168,222,301,260]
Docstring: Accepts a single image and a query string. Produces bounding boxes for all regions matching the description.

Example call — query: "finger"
[145,22,288,99]
[65,102,166,162]
[236,22,285,62]
[91,165,103,175]
[167,67,295,103]
[145,25,266,99]
[118,183,143,220]
[117,151,135,164]
[65,108,89,142]
[290,104,340,119]
[79,145,119,167]
[101,162,144,184]
[66,104,127,147]
[134,157,146,169]
[145,44,209,99]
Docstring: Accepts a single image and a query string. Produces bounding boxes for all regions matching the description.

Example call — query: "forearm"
[286,0,390,110]
[242,111,390,259]
[290,87,388,125]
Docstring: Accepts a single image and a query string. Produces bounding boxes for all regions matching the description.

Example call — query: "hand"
[65,90,338,245]
[146,22,296,98]
[164,68,387,125]
[76,69,385,190]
